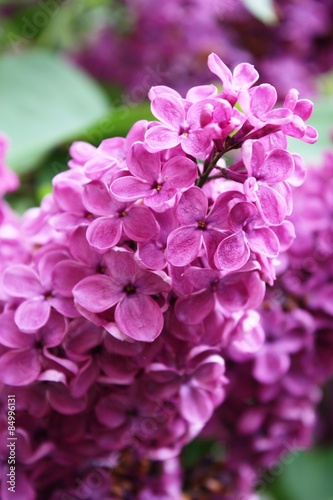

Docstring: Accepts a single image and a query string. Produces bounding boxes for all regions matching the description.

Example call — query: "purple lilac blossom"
[0,53,324,499]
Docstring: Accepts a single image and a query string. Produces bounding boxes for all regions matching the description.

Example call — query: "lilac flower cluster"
[0,54,318,498]
[73,0,333,99]
[194,150,333,498]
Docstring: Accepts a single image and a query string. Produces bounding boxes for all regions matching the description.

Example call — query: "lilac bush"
[73,0,333,99]
[0,53,326,499]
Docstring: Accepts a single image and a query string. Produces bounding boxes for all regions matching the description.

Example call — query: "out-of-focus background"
[1,1,333,498]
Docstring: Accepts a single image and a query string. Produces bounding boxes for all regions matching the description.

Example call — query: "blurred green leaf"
[0,49,110,173]
[267,448,333,500]
[288,96,333,165]
[81,101,154,144]
[241,0,278,24]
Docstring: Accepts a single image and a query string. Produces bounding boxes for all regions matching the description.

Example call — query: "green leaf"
[0,50,110,173]
[81,101,154,144]
[267,447,333,500]
[288,96,333,165]
[241,0,278,24]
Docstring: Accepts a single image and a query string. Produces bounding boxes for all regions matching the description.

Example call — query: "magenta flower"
[242,140,295,225]
[73,250,170,341]
[145,93,213,158]
[83,179,159,251]
[167,187,243,266]
[144,345,227,426]
[0,309,67,386]
[2,251,77,332]
[111,142,198,211]
[175,267,265,324]
[215,201,279,270]
[207,52,259,105]
[282,88,318,143]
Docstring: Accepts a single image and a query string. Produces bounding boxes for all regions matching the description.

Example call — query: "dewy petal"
[127,141,161,182]
[247,227,280,258]
[86,217,122,250]
[2,265,43,298]
[0,349,41,386]
[167,227,202,266]
[15,298,51,332]
[256,184,287,225]
[73,275,123,312]
[145,125,180,151]
[115,294,163,342]
[123,206,159,242]
[150,93,185,128]
[215,232,250,270]
[111,176,153,201]
[176,186,207,225]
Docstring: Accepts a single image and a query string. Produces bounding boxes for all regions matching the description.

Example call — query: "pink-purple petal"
[14,298,51,332]
[215,232,250,270]
[247,227,280,258]
[167,227,202,266]
[115,294,163,342]
[2,265,43,298]
[0,349,41,386]
[123,206,159,242]
[86,216,122,250]
[73,275,123,312]
[145,125,180,151]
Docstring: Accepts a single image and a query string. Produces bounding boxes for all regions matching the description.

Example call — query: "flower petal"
[73,275,123,312]
[86,217,122,250]
[0,349,41,386]
[247,227,280,258]
[176,186,207,225]
[2,265,43,298]
[145,125,180,151]
[175,290,214,325]
[115,294,163,342]
[167,227,202,266]
[123,206,159,242]
[15,298,51,332]
[150,93,185,128]
[256,184,287,225]
[127,141,161,182]
[215,232,250,270]
[111,176,153,201]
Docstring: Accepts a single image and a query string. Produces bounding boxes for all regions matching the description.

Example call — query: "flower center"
[124,283,136,295]
[197,220,206,230]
